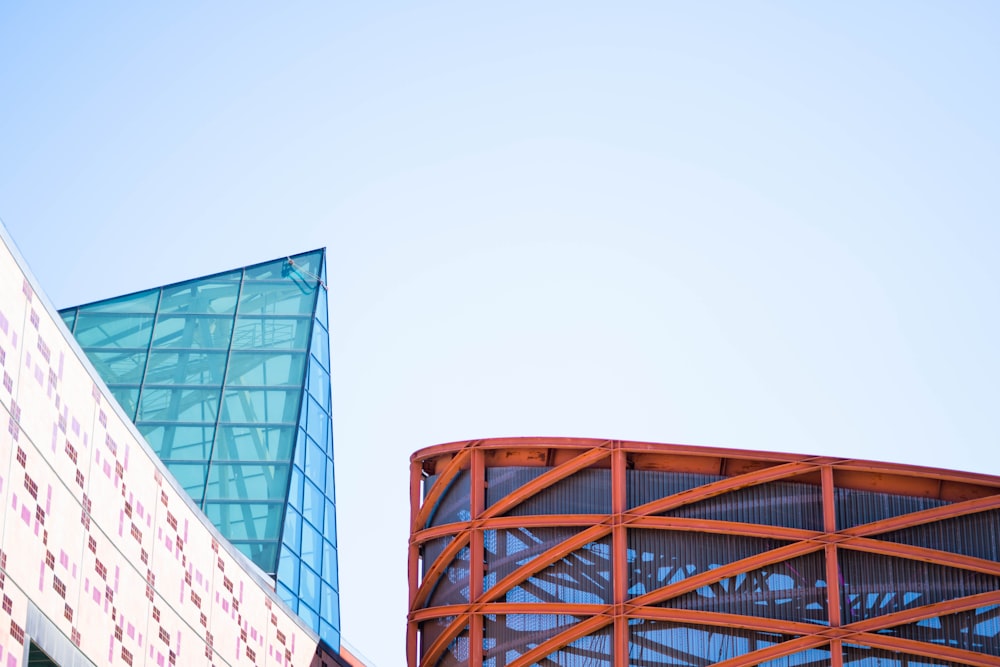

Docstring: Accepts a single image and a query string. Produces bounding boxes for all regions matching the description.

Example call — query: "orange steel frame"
[407,437,1000,667]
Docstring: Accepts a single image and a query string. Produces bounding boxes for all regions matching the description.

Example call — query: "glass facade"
[59,249,340,648]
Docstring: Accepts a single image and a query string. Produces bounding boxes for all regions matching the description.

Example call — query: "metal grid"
[409,438,1000,667]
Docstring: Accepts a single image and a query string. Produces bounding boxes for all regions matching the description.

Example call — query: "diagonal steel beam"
[480,447,611,520]
[839,493,1000,538]
[629,540,824,608]
[628,460,821,518]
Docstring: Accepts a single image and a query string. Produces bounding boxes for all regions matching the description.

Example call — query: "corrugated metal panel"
[428,545,471,608]
[502,537,613,605]
[483,614,581,666]
[839,550,1000,624]
[841,642,971,666]
[435,627,470,667]
[484,527,583,593]
[876,509,1000,562]
[547,627,613,667]
[757,647,832,667]
[629,620,793,666]
[627,529,790,599]
[626,470,723,510]
[662,481,824,530]
[878,603,1000,658]
[486,467,550,509]
[425,470,471,527]
[663,551,829,625]
[419,616,457,665]
[504,468,612,516]
[835,486,950,530]
[422,535,455,581]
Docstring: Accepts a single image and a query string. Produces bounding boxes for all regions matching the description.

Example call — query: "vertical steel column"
[408,459,423,667]
[822,465,843,667]
[611,444,628,666]
[470,448,485,667]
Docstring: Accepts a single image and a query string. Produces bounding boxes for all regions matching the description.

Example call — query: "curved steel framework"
[408,437,1000,667]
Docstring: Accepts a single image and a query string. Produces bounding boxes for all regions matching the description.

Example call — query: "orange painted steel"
[409,437,1000,666]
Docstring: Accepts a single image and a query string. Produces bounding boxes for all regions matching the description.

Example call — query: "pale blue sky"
[3,3,1000,664]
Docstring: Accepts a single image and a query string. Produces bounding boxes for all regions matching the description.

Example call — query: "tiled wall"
[0,232,322,666]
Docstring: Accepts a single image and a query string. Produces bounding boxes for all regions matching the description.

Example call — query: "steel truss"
[408,438,1000,667]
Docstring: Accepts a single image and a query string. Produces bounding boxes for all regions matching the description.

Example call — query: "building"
[0,224,365,666]
[58,250,340,649]
[409,437,1000,667]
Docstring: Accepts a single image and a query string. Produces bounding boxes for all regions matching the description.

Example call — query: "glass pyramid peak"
[59,248,341,648]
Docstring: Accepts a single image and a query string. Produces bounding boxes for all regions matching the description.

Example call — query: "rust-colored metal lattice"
[408,437,1000,667]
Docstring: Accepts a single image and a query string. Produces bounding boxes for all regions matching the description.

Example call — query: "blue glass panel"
[324,501,336,538]
[299,565,321,611]
[162,462,208,503]
[74,313,155,348]
[138,424,214,460]
[304,435,325,477]
[301,521,322,574]
[296,603,319,630]
[307,356,330,403]
[293,429,307,469]
[230,541,279,574]
[137,387,220,422]
[323,603,340,637]
[277,582,297,612]
[322,540,338,585]
[158,277,240,314]
[60,309,77,331]
[306,397,330,449]
[231,316,311,350]
[77,289,159,314]
[203,502,283,541]
[151,315,234,350]
[321,582,336,616]
[283,506,302,553]
[225,351,307,387]
[310,323,329,370]
[238,282,317,316]
[88,350,147,383]
[319,622,338,650]
[205,463,289,502]
[314,288,327,327]
[144,351,228,385]
[302,479,323,527]
[292,250,324,279]
[245,250,322,282]
[287,467,304,509]
[213,425,295,461]
[106,386,140,420]
[220,388,301,423]
[278,545,301,588]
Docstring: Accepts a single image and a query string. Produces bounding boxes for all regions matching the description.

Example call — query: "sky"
[2,2,1000,664]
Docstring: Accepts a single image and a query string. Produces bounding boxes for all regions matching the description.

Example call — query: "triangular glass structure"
[59,249,340,648]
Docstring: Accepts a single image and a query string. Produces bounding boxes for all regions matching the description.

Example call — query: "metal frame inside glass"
[60,249,341,648]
